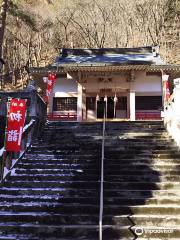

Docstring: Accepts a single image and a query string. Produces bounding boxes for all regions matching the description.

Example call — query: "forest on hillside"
[0,0,179,90]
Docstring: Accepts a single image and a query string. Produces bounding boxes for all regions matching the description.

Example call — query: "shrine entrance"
[97,97,114,119]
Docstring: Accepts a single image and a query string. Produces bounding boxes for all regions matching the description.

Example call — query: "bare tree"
[0,0,8,58]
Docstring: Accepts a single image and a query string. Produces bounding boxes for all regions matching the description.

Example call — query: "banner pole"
[1,97,10,181]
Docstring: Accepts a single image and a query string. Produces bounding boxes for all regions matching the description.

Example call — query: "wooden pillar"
[82,88,86,120]
[127,92,130,119]
[130,90,135,121]
[77,82,83,122]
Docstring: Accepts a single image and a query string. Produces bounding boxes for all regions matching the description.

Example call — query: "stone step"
[0,234,39,240]
[105,153,180,159]
[0,212,99,225]
[21,159,100,164]
[105,132,169,137]
[105,145,178,150]
[20,158,180,165]
[30,145,102,150]
[3,188,180,198]
[0,223,101,239]
[16,163,101,169]
[103,190,180,198]
[105,134,171,139]
[124,214,180,227]
[13,168,101,175]
[103,205,180,215]
[17,159,100,170]
[105,149,179,154]
[13,168,180,176]
[104,158,180,162]
[8,174,100,181]
[0,195,99,204]
[2,187,180,198]
[3,181,180,190]
[24,153,101,159]
[26,150,102,155]
[0,203,100,214]
[104,175,180,182]
[105,162,180,167]
[8,173,180,182]
[29,145,178,152]
[104,164,180,170]
[3,180,100,189]
[16,162,180,170]
[0,186,100,196]
[1,195,180,205]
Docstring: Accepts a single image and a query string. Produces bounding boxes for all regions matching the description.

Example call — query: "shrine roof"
[30,46,180,75]
[54,46,165,67]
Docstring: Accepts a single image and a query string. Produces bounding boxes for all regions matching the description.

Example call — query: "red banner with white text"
[46,73,57,103]
[6,99,26,152]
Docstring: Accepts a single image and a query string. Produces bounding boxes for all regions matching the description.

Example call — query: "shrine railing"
[48,113,77,121]
[0,119,36,181]
[136,110,161,120]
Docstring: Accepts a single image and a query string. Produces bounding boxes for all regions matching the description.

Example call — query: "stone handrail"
[163,88,180,147]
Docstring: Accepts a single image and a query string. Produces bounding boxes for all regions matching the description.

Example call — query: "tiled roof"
[54,46,165,66]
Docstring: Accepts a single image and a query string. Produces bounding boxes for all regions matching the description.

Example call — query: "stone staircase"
[103,121,180,239]
[0,121,180,239]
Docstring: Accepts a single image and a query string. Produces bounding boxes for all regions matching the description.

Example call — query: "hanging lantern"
[162,74,169,81]
[114,94,118,102]
[43,77,48,83]
[96,94,100,101]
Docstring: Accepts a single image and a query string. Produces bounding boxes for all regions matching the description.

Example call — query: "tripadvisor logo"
[134,227,144,236]
[134,226,175,236]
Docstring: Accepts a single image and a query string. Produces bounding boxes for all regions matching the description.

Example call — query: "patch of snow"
[10,168,17,176]
[23,119,35,132]
[3,167,10,179]
[1,187,67,191]
[76,169,83,173]
[11,159,20,169]
[0,147,4,157]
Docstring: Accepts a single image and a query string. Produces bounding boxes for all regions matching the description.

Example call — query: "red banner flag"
[6,99,26,152]
[46,73,57,103]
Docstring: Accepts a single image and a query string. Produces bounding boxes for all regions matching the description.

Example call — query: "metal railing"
[99,106,106,240]
[0,119,35,181]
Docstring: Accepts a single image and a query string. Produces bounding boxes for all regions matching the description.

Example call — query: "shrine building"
[31,46,180,121]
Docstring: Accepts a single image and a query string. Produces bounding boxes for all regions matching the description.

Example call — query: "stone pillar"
[77,83,83,122]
